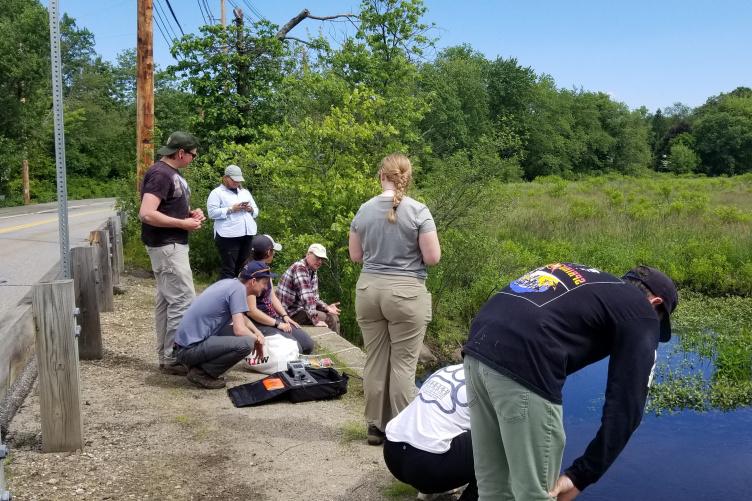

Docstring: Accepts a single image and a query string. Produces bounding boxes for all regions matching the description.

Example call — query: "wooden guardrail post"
[72,246,103,360]
[108,216,123,286]
[89,229,114,312]
[32,280,84,452]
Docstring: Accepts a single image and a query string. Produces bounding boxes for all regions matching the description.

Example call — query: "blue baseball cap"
[240,260,277,280]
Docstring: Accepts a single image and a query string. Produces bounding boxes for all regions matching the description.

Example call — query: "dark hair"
[251,246,271,261]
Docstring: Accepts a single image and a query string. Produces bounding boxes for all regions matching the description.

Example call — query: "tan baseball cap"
[307,243,328,260]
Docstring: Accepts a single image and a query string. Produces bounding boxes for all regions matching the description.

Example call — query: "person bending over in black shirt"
[463,263,677,501]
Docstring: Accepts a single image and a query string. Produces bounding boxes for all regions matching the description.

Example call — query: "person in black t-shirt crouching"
[462,263,677,501]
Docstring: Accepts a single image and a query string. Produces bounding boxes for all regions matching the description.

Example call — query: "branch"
[282,36,317,47]
[276,9,357,39]
[276,9,310,39]
[306,13,356,21]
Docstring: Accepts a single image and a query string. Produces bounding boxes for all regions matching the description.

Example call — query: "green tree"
[667,142,700,173]
[652,102,693,170]
[693,88,752,175]
[0,0,51,199]
[170,20,286,147]
[486,56,537,130]
[419,45,492,158]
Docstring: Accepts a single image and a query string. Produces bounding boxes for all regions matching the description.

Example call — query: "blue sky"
[47,0,752,111]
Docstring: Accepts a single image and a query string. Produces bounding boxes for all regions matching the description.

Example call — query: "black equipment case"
[228,366,349,407]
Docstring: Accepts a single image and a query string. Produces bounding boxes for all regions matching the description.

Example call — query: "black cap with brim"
[622,266,678,343]
[156,131,199,156]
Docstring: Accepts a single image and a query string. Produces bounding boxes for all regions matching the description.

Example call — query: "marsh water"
[561,337,752,500]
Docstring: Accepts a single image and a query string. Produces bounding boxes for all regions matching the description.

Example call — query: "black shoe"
[186,367,226,389]
[159,362,188,376]
[367,424,385,446]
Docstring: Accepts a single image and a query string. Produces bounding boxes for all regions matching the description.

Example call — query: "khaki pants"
[146,243,195,364]
[464,356,565,501]
[356,273,432,431]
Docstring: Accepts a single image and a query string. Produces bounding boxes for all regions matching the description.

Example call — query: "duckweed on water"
[648,291,752,413]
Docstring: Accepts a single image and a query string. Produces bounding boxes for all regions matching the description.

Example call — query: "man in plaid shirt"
[278,243,341,334]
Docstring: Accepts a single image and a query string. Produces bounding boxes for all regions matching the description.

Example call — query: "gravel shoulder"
[5,273,402,500]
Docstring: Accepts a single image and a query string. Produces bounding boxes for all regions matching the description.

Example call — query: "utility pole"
[22,159,30,205]
[136,0,154,191]
[220,0,226,26]
[234,8,248,104]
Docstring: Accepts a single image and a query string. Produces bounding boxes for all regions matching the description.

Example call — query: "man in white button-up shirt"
[207,165,260,279]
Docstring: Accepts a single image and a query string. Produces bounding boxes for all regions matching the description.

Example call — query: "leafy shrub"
[667,143,700,174]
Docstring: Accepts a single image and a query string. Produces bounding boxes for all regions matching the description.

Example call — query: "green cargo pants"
[464,355,565,501]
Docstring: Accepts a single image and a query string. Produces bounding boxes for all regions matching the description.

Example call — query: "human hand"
[252,332,265,358]
[549,474,580,501]
[182,217,202,231]
[315,320,328,327]
[327,302,340,315]
[190,208,206,221]
[278,321,292,333]
[285,316,301,328]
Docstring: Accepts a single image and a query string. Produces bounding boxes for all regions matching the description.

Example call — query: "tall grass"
[429,173,752,350]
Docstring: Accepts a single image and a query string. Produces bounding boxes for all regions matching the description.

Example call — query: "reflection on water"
[561,339,752,500]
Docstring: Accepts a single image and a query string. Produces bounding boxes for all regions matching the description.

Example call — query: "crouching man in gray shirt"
[174,261,272,389]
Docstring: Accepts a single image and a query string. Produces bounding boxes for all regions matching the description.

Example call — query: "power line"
[152,10,174,51]
[196,0,208,25]
[202,0,215,23]
[241,0,264,21]
[154,0,179,42]
[164,0,186,36]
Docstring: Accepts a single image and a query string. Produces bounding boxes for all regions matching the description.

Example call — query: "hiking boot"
[367,424,385,446]
[186,367,226,389]
[159,362,188,376]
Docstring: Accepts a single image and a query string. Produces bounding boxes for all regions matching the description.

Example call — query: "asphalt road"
[0,198,116,325]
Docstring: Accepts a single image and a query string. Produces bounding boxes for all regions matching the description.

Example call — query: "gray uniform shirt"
[350,195,437,279]
[174,279,249,347]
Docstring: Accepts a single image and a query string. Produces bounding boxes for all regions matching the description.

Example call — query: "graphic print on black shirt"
[501,262,622,307]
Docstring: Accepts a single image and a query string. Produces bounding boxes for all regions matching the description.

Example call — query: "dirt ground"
[4,273,406,501]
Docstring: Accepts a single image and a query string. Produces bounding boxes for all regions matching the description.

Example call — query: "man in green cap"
[139,131,206,375]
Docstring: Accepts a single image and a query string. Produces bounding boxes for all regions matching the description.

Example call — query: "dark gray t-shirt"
[350,195,437,279]
[174,279,249,347]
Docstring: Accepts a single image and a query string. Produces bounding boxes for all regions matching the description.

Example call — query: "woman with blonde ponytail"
[349,153,441,446]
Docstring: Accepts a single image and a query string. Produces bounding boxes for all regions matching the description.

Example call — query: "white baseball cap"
[307,243,328,260]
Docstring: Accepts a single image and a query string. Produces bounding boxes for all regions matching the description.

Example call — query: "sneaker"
[159,362,188,376]
[417,488,461,500]
[367,424,385,446]
[186,367,226,389]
